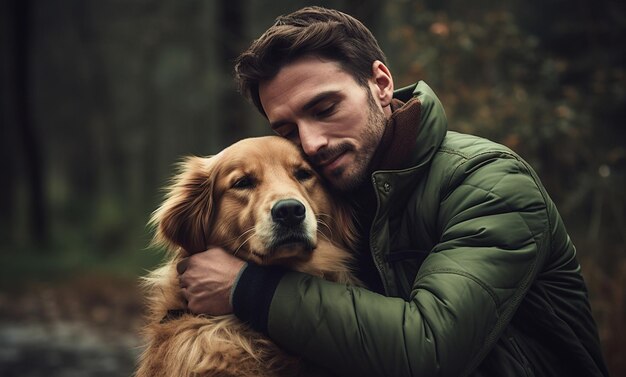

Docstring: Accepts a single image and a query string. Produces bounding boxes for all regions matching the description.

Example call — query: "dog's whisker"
[317,229,333,244]
[233,232,256,257]
[228,227,255,244]
[316,213,334,220]
[317,226,333,247]
[317,218,334,241]
[226,227,256,257]
[317,218,332,232]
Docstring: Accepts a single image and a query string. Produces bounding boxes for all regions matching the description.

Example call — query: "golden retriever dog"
[136,136,360,377]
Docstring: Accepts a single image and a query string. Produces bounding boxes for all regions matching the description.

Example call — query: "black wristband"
[231,263,286,335]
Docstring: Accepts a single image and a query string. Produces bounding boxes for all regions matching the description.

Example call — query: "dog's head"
[151,136,356,266]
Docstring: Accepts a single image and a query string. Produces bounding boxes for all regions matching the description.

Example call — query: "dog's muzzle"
[269,199,314,252]
[271,199,306,227]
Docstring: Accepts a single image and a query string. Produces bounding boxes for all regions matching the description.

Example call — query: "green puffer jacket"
[248,82,608,376]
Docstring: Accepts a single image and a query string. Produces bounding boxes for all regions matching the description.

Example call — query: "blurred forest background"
[1,0,624,376]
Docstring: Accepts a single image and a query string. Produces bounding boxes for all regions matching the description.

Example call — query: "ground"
[0,275,145,377]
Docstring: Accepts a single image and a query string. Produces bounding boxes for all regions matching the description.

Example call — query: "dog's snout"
[272,199,306,226]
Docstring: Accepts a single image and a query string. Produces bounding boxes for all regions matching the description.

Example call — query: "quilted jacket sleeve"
[265,151,549,377]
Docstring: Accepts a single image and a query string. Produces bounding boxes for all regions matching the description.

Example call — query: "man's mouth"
[312,144,351,167]
[318,151,342,167]
[317,150,349,175]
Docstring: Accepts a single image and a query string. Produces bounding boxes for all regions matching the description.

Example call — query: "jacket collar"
[367,97,420,173]
[392,81,448,171]
[351,82,448,216]
[367,81,448,175]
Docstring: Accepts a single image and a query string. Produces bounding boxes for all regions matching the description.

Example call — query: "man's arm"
[230,155,548,377]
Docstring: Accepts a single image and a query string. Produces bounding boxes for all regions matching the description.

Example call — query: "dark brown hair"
[234,6,387,116]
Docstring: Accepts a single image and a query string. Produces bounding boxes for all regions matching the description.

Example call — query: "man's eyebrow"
[301,90,341,111]
[269,90,341,130]
[270,119,289,131]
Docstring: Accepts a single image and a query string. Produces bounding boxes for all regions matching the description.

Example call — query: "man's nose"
[298,122,328,157]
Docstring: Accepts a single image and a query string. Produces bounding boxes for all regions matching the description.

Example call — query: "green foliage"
[384,1,625,259]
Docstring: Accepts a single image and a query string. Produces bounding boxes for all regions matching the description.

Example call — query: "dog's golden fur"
[136,136,359,377]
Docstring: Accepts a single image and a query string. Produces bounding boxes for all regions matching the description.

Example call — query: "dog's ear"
[150,156,219,254]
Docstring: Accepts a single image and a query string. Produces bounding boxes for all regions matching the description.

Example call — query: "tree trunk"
[0,0,17,245]
[217,0,249,145]
[15,0,48,246]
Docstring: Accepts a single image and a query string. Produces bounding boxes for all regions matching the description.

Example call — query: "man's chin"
[326,169,365,192]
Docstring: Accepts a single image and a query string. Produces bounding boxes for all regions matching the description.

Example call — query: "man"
[178,6,609,376]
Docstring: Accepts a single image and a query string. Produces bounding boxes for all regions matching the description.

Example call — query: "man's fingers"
[176,257,189,275]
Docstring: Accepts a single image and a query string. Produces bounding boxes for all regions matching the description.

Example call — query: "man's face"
[259,56,388,192]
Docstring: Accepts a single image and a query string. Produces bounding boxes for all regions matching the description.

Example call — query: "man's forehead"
[259,57,349,109]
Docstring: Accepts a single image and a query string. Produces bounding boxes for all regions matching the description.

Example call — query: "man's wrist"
[228,262,249,308]
[231,263,287,335]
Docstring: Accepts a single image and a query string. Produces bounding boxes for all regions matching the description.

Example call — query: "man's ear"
[370,60,394,111]
[150,156,218,254]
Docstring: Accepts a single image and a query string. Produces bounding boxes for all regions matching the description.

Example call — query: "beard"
[317,90,387,192]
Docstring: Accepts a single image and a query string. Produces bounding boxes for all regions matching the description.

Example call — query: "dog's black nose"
[271,199,306,226]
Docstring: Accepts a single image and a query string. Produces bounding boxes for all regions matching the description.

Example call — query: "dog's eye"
[295,169,313,182]
[232,176,255,189]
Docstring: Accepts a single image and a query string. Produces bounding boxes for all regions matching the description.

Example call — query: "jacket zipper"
[369,174,389,295]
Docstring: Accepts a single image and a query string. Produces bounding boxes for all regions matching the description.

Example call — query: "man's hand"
[177,247,246,315]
